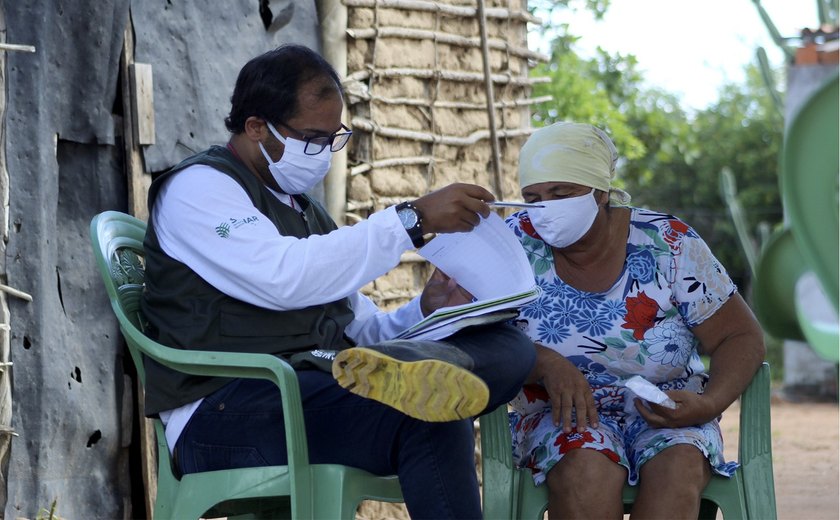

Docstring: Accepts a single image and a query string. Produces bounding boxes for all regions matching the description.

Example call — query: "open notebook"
[395,212,539,340]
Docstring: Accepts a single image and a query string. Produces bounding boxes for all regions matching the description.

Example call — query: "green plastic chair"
[90,210,404,520]
[753,228,808,342]
[780,71,839,314]
[479,363,777,520]
[752,71,839,361]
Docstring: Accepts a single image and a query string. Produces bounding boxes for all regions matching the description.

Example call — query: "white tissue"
[624,375,677,410]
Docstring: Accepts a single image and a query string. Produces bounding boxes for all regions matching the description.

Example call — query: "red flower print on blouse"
[522,384,550,403]
[553,432,621,462]
[621,291,659,340]
[597,448,621,464]
[554,430,596,453]
[519,214,541,239]
[663,219,689,249]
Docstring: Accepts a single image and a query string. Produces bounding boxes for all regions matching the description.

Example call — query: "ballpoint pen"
[487,201,545,208]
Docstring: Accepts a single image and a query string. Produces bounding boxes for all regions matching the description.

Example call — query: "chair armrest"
[119,315,309,471]
[738,362,772,463]
[479,405,515,469]
[479,406,517,518]
[737,361,778,519]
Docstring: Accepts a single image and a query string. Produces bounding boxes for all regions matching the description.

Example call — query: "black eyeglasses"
[275,121,353,155]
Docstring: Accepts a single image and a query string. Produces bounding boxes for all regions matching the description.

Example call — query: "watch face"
[398,207,419,229]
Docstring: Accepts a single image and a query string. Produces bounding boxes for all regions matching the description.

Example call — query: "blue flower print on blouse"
[598,299,627,321]
[573,308,612,337]
[549,298,578,327]
[537,319,571,344]
[568,355,616,386]
[625,245,657,284]
[563,284,604,311]
[521,298,552,321]
[544,279,566,300]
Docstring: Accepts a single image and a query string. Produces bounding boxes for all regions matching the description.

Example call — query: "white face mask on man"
[527,188,599,248]
[258,122,332,194]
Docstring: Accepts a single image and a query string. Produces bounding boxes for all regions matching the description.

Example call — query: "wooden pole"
[469,0,502,197]
[120,15,151,222]
[119,14,156,520]
[317,0,348,224]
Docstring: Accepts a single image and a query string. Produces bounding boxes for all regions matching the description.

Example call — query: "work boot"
[332,339,489,422]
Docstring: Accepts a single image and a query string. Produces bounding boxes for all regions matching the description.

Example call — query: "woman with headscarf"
[505,122,766,519]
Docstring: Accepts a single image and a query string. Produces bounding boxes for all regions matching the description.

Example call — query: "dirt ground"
[720,395,839,520]
[358,394,839,520]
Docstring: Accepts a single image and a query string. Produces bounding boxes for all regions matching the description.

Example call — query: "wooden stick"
[351,116,536,145]
[0,283,31,302]
[476,0,504,199]
[347,67,550,86]
[346,27,547,61]
[347,89,552,109]
[349,156,438,175]
[0,43,35,53]
[120,16,156,519]
[342,0,541,24]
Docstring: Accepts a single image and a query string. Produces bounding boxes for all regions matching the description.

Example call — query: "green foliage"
[35,499,61,520]
[529,0,612,23]
[530,36,646,167]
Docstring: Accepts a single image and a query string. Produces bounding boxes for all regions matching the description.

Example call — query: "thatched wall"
[340,1,548,515]
[341,0,547,310]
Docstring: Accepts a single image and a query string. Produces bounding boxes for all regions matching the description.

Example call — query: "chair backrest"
[90,210,150,384]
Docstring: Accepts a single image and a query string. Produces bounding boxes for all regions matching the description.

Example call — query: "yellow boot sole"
[332,347,489,422]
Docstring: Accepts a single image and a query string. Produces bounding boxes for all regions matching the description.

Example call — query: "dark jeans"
[174,323,535,519]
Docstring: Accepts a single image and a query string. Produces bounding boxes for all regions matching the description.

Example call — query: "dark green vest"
[141,145,354,415]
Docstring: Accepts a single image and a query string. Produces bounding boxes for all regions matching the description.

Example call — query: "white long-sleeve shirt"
[154,163,424,450]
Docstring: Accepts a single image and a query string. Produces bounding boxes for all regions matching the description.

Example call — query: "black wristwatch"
[395,201,425,248]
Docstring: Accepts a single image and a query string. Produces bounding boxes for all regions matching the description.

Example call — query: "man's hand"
[535,345,598,433]
[420,268,474,316]
[633,390,717,429]
[413,183,494,234]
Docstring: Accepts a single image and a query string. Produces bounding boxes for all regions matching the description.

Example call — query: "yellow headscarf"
[519,122,630,204]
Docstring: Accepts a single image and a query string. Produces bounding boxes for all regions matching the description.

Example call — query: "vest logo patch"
[215,216,259,238]
[229,215,260,229]
[215,222,231,238]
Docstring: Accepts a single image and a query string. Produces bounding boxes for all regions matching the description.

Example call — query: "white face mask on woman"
[258,122,332,194]
[528,188,599,248]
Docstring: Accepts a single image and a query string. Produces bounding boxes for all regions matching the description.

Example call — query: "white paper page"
[398,309,522,341]
[397,287,539,338]
[417,212,534,300]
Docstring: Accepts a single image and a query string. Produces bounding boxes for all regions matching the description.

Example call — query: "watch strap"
[396,201,425,248]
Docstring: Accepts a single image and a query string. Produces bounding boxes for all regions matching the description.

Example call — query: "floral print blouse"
[505,207,737,415]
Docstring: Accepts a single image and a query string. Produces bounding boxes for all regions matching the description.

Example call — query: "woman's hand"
[419,268,474,316]
[535,344,599,433]
[633,390,718,428]
[634,294,766,430]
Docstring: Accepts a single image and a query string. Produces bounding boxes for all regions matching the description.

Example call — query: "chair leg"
[698,499,719,520]
[701,473,748,520]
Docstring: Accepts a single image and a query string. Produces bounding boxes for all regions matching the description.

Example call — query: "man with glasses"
[140,44,535,519]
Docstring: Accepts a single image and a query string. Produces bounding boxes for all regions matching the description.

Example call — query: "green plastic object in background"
[781,71,839,313]
[479,364,777,519]
[90,211,404,520]
[753,228,807,341]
